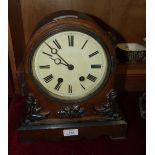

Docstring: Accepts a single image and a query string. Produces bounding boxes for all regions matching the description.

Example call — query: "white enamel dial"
[31,30,109,102]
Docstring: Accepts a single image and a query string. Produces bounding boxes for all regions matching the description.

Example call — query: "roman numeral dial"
[32,30,108,102]
[68,85,72,93]
[55,78,63,91]
[39,65,50,69]
[43,74,53,83]
[80,83,85,90]
[91,64,101,69]
[81,40,88,49]
[89,51,99,58]
[68,35,74,46]
[87,74,97,82]
[53,39,61,49]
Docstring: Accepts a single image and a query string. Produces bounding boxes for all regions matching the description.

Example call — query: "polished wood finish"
[8,63,14,98]
[9,0,26,95]
[24,15,115,111]
[8,24,20,94]
[18,120,127,142]
[115,63,146,91]
[9,0,26,68]
[117,63,146,75]
[19,0,145,44]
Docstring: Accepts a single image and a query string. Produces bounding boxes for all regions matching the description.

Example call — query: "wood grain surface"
[8,24,21,94]
[20,0,146,44]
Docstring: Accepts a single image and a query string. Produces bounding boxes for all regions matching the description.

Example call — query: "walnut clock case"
[19,10,127,141]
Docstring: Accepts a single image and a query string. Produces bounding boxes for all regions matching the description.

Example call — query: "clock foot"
[21,94,51,126]
[94,89,123,121]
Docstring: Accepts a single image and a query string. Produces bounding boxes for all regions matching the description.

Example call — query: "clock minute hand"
[42,51,68,67]
[42,51,53,57]
[54,52,74,70]
[45,42,74,70]
[50,57,69,67]
[44,42,70,66]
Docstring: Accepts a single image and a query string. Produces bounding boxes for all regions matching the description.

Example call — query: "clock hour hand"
[50,57,69,67]
[42,51,72,68]
[45,42,74,70]
[51,58,74,70]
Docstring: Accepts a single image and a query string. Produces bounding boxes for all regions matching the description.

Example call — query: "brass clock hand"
[45,42,73,70]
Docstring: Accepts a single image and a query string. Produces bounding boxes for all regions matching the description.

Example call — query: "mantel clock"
[19,10,127,141]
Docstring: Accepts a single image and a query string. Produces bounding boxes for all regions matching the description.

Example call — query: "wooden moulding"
[115,63,146,91]
[18,119,127,142]
[116,63,146,75]
[8,23,21,94]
